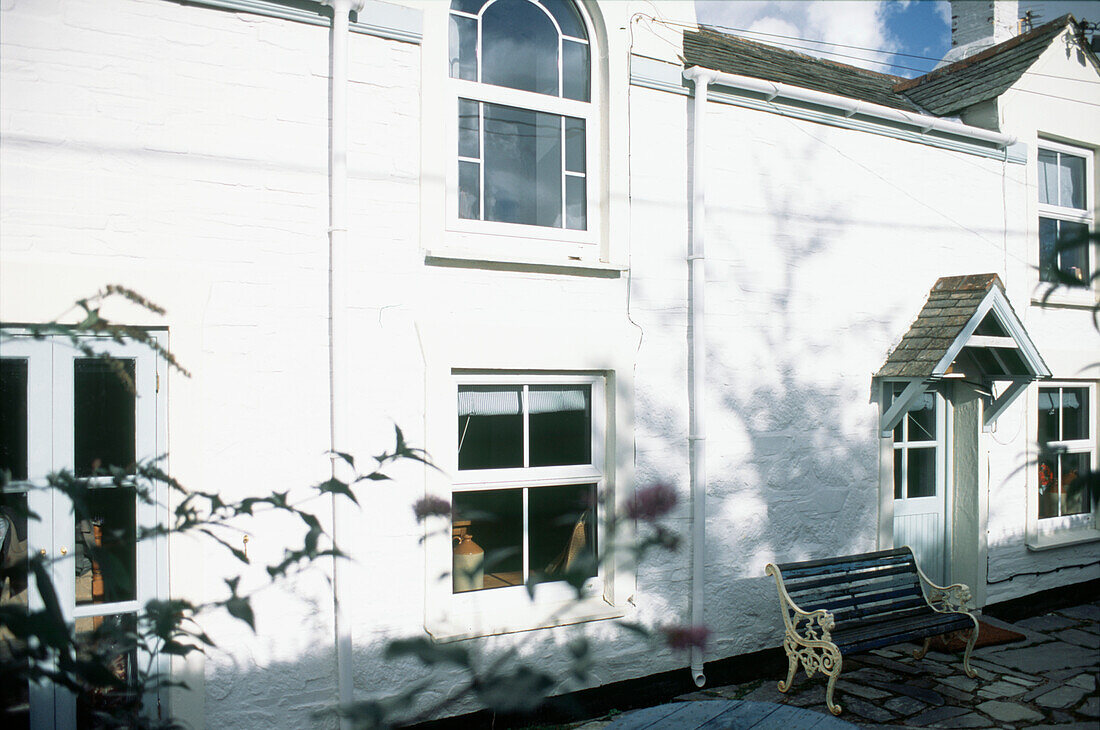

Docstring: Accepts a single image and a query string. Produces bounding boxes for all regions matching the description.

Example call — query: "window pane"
[1060,153,1086,210]
[74,612,138,728]
[1056,220,1089,285]
[564,116,585,173]
[482,0,558,96]
[74,359,136,477]
[1038,456,1058,518]
[458,99,480,158]
[459,160,481,220]
[483,103,562,227]
[562,39,590,101]
[906,392,936,442]
[458,386,523,470]
[0,491,28,726]
[1037,388,1058,444]
[1061,387,1089,441]
[448,14,478,81]
[541,0,587,40]
[75,486,136,605]
[565,176,586,231]
[1039,217,1059,283]
[0,359,28,482]
[453,489,522,592]
[529,385,590,466]
[893,449,903,499]
[529,483,596,585]
[907,448,936,498]
[1037,149,1057,205]
[1060,452,1090,516]
[450,0,489,14]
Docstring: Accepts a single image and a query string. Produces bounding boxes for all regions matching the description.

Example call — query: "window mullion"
[522,486,530,583]
[522,385,530,468]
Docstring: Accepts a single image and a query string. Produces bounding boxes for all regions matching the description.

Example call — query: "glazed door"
[889,386,949,585]
[1,336,164,729]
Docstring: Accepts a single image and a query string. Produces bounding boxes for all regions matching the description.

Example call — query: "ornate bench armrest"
[765,563,836,642]
[910,558,973,613]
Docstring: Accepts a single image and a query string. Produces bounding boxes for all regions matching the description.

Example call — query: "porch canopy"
[877,273,1051,435]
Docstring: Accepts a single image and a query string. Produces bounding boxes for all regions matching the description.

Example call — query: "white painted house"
[1,0,1098,727]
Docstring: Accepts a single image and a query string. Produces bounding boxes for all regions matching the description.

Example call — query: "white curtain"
[458,385,588,416]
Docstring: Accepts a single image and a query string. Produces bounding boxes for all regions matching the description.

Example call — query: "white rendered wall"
[2,1,1098,727]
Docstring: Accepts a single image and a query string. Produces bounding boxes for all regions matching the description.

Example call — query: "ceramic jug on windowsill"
[453,532,484,593]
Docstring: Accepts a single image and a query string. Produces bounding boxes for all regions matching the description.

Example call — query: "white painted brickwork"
[1,1,1097,727]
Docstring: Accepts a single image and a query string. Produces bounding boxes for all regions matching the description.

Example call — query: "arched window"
[448,0,594,236]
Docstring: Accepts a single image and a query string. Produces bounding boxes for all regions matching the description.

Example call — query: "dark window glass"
[1061,387,1089,442]
[458,386,523,470]
[449,14,478,81]
[75,486,136,604]
[529,385,590,466]
[562,39,590,101]
[906,393,936,442]
[541,0,587,39]
[1061,452,1090,516]
[458,99,480,158]
[483,103,562,227]
[0,359,29,482]
[1040,218,1089,285]
[529,483,596,584]
[450,0,489,15]
[74,359,136,477]
[565,176,586,231]
[907,448,936,498]
[893,450,903,500]
[564,117,585,173]
[1038,388,1059,444]
[459,161,481,220]
[452,489,522,592]
[482,0,558,96]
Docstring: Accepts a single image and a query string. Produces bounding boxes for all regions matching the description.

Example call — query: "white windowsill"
[1031,288,1097,309]
[424,248,627,275]
[1027,526,1100,551]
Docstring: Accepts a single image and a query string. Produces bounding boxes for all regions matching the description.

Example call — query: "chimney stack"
[939,0,1019,66]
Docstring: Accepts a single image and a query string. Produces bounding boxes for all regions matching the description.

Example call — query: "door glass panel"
[0,360,29,482]
[74,612,139,729]
[907,448,936,498]
[75,487,136,605]
[74,359,136,477]
[0,491,29,728]
[906,393,937,442]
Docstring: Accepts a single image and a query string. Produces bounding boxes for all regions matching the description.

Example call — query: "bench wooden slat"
[787,567,920,597]
[801,584,924,614]
[775,547,911,574]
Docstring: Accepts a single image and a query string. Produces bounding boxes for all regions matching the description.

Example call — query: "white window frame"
[452,373,605,606]
[0,332,170,723]
[1035,139,1096,304]
[441,0,602,262]
[418,316,636,641]
[1030,381,1098,546]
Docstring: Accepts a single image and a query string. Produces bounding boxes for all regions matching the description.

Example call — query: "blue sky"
[693,1,1097,77]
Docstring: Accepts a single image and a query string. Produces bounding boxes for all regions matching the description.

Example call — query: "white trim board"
[168,0,423,44]
[630,55,1028,164]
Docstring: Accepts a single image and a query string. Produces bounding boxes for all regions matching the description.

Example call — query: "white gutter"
[323,1,362,727]
[684,66,716,689]
[684,67,1016,148]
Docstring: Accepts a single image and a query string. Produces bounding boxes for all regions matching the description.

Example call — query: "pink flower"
[627,483,678,521]
[412,495,451,522]
[661,624,711,652]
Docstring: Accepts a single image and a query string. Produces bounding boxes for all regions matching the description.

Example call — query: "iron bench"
[764,546,978,716]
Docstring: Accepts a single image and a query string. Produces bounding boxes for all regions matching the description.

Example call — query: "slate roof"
[684,15,1086,119]
[895,15,1075,116]
[682,28,923,112]
[876,274,1003,379]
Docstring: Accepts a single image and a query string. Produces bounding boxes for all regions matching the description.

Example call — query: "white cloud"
[694,0,904,74]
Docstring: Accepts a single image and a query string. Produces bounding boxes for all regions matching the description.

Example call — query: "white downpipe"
[684,66,715,689]
[324,1,361,727]
[684,67,1017,148]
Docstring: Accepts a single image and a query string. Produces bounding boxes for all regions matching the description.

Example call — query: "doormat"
[928,620,1026,653]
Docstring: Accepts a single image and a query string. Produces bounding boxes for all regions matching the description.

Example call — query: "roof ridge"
[690,26,907,84]
[895,14,1073,93]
